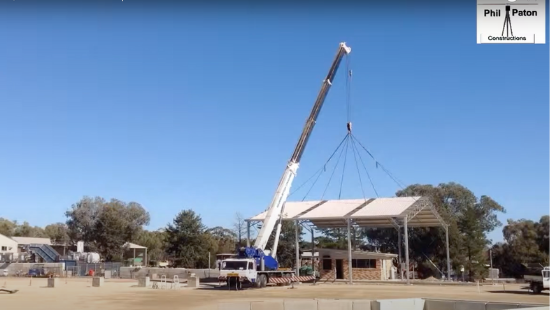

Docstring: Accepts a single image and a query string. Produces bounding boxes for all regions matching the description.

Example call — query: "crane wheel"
[254,278,261,288]
[259,274,267,288]
[531,283,542,294]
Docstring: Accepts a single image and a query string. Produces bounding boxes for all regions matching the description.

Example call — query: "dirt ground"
[0,278,548,310]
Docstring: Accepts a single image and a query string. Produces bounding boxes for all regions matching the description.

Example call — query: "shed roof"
[123,242,146,249]
[303,248,398,259]
[11,237,52,245]
[248,196,447,228]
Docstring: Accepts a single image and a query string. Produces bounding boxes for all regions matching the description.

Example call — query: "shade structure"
[245,196,452,286]
[247,196,447,228]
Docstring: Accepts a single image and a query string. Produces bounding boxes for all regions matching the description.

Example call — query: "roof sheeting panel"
[11,237,52,245]
[297,199,365,219]
[350,197,421,218]
[249,200,323,221]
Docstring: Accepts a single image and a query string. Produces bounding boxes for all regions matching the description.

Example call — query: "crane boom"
[254,42,351,257]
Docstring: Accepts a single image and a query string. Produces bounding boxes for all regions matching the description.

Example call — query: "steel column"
[404,218,410,285]
[347,218,353,284]
[446,225,451,281]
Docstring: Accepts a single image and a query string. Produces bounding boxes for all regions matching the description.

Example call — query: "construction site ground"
[0,277,548,310]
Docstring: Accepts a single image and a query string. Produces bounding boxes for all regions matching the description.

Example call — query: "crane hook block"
[347,122,352,133]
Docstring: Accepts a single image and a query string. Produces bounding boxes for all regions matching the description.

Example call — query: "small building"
[0,234,18,254]
[303,248,397,281]
[122,242,147,266]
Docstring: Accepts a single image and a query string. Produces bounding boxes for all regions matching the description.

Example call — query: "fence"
[1,262,123,278]
[65,262,122,277]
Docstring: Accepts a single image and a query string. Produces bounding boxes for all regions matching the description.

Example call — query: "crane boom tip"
[340,42,352,54]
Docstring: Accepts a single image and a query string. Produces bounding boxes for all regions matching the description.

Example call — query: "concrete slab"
[250,300,284,310]
[352,300,372,310]
[218,302,252,310]
[284,299,318,310]
[424,299,455,310]
[454,301,486,310]
[317,299,353,310]
[485,302,521,310]
[372,298,424,310]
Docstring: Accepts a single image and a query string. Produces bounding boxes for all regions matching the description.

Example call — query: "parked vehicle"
[524,266,550,294]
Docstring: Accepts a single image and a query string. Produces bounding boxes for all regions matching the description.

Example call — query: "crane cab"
[218,258,259,289]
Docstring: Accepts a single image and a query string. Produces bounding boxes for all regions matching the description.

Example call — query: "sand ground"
[0,277,548,310]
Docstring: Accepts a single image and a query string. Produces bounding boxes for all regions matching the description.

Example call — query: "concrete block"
[47,277,58,288]
[486,303,520,310]
[250,300,284,310]
[423,299,455,310]
[352,300,372,310]
[187,276,200,288]
[218,302,251,310]
[372,298,424,310]
[92,276,104,287]
[284,299,318,310]
[454,301,485,310]
[318,299,353,310]
[137,277,150,287]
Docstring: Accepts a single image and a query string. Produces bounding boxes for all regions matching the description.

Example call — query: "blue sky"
[0,1,548,244]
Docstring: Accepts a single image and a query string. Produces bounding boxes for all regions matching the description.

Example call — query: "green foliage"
[165,210,215,268]
[1,184,544,278]
[133,230,168,263]
[44,223,70,245]
[492,216,549,278]
[357,182,507,280]
[64,196,150,259]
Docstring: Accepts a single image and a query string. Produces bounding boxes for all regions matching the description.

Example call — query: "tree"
[133,230,168,263]
[165,210,214,268]
[44,223,70,245]
[491,215,549,278]
[207,226,237,254]
[0,218,17,236]
[93,204,129,261]
[65,196,150,259]
[233,212,247,248]
[360,182,506,280]
[65,196,106,244]
[13,221,48,238]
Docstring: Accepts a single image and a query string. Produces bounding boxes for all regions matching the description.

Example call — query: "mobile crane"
[218,42,352,289]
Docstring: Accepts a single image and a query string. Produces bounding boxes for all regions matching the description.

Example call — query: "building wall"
[319,258,384,281]
[0,234,18,254]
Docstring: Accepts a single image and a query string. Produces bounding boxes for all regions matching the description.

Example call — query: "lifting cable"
[290,53,406,201]
[350,133,407,190]
[350,137,378,198]
[287,132,349,199]
[321,137,349,200]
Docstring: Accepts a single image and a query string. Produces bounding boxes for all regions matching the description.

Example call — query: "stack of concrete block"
[47,278,59,288]
[92,277,104,287]
[187,275,200,288]
[137,276,150,287]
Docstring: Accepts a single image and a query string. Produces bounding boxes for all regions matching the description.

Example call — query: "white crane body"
[219,42,351,289]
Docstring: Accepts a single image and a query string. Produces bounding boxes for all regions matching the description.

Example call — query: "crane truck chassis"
[218,42,351,289]
[524,266,550,294]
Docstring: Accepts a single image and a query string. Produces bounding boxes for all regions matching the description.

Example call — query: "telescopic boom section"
[253,42,351,255]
